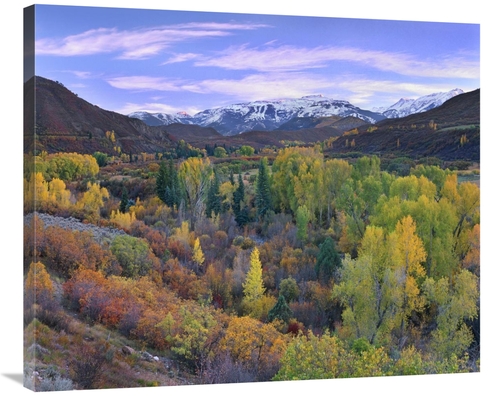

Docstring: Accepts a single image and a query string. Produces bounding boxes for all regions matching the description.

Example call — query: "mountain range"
[24,76,479,161]
[373,89,464,118]
[129,89,464,136]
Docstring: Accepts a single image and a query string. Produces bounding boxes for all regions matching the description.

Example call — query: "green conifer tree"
[119,185,129,213]
[165,158,181,208]
[268,294,293,323]
[315,236,342,284]
[255,157,273,219]
[233,173,249,226]
[205,170,222,218]
[156,161,168,204]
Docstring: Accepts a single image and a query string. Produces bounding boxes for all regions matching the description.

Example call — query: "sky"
[32,4,480,116]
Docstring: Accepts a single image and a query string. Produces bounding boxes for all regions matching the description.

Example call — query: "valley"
[23,75,480,391]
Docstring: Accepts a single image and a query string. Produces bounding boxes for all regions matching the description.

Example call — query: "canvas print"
[23,4,480,392]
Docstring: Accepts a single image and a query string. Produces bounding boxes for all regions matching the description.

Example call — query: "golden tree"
[192,237,205,267]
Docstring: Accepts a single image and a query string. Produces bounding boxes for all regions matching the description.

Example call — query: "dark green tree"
[268,294,293,323]
[255,157,273,219]
[236,206,250,227]
[156,161,168,204]
[205,170,222,218]
[233,173,249,226]
[119,185,129,213]
[165,158,181,208]
[157,159,181,208]
[315,237,342,284]
[279,277,300,303]
[92,151,108,167]
[232,173,244,218]
[229,169,235,185]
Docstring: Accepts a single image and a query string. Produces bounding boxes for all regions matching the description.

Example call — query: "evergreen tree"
[227,171,254,227]
[156,161,168,204]
[205,170,222,218]
[255,157,273,219]
[315,237,341,284]
[165,158,181,208]
[119,185,129,213]
[268,294,293,323]
[229,169,235,185]
[236,206,250,227]
[232,173,248,226]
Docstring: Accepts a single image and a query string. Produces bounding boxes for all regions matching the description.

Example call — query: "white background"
[2,1,497,395]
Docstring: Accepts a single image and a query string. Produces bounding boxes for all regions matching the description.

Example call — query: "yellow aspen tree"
[173,221,193,245]
[25,172,49,211]
[242,247,266,317]
[192,237,205,266]
[392,215,427,346]
[25,261,54,308]
[76,182,109,223]
[48,178,71,208]
[110,210,136,231]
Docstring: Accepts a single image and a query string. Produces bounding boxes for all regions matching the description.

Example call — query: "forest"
[23,144,480,390]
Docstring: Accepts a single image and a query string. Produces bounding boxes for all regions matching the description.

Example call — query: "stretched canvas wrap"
[23,3,480,393]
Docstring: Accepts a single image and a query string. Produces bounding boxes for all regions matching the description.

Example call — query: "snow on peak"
[377,89,464,118]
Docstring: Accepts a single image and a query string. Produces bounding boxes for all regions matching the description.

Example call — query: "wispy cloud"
[162,53,200,65]
[170,22,270,31]
[70,70,93,79]
[197,73,337,101]
[36,22,269,60]
[118,102,201,115]
[108,72,468,112]
[335,77,465,107]
[195,44,479,79]
[106,72,337,102]
[107,76,187,91]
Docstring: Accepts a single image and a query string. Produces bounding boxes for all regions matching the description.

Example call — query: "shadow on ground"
[2,373,24,385]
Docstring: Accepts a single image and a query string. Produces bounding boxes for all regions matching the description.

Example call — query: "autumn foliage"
[23,147,480,388]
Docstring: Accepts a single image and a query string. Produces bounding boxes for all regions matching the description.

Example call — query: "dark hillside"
[183,126,345,150]
[275,115,342,130]
[24,76,175,155]
[154,123,222,141]
[375,88,479,130]
[325,89,480,161]
[329,116,369,132]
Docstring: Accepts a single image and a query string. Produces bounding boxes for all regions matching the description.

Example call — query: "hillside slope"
[325,89,480,161]
[24,76,175,155]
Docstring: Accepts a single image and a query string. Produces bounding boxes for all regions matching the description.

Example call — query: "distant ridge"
[130,89,466,136]
[325,89,480,161]
[130,96,386,136]
[373,89,464,118]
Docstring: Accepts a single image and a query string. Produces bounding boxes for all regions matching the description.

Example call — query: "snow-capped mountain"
[128,111,194,127]
[130,95,386,136]
[375,89,464,119]
[129,89,465,135]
